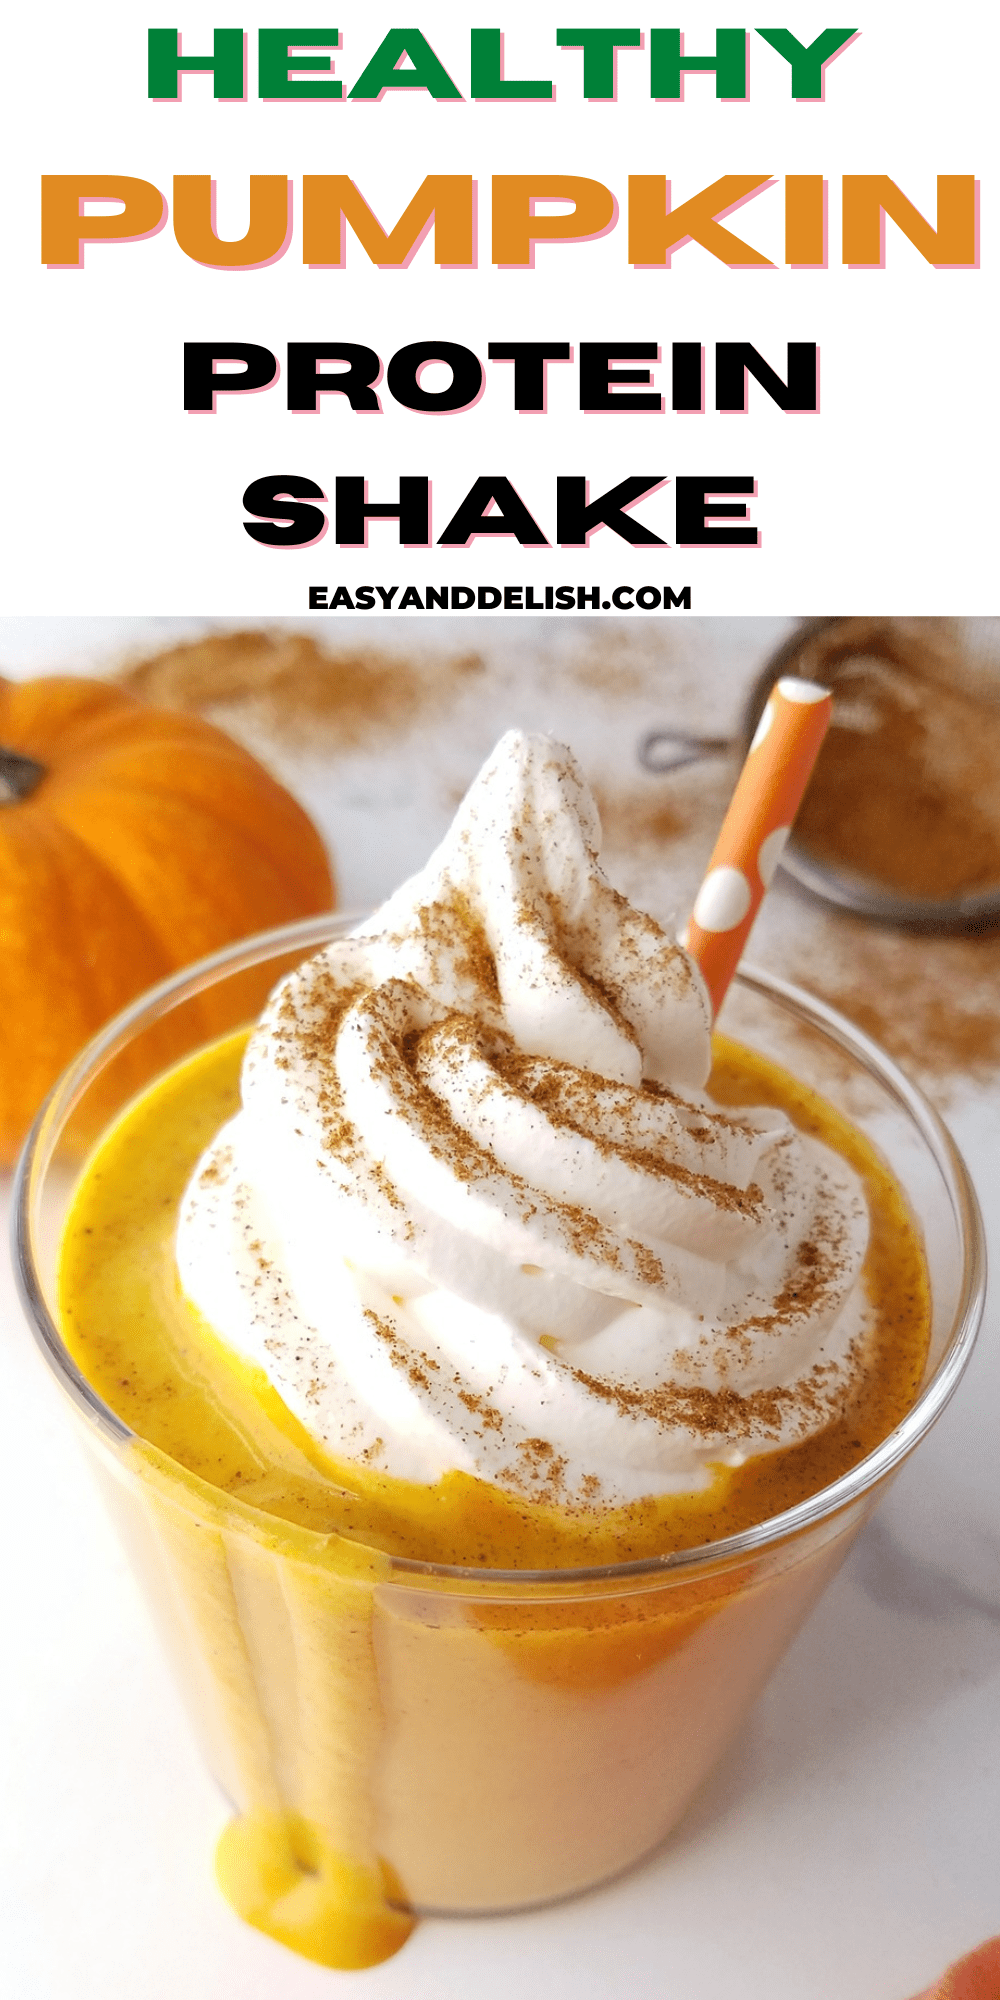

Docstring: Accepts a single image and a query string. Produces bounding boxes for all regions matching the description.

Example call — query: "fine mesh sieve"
[638,618,1000,934]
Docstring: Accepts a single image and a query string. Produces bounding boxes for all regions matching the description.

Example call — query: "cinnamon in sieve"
[787,621,1000,902]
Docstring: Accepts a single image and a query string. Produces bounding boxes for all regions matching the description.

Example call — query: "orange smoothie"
[45,727,944,1973]
[57,1023,929,1968]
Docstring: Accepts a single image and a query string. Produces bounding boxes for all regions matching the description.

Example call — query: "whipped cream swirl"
[178,732,870,1503]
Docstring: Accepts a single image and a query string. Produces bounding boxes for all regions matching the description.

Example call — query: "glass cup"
[13,915,987,1950]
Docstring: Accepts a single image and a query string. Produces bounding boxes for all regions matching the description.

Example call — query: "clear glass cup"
[13,915,987,1943]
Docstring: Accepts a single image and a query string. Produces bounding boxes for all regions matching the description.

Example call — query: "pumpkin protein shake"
[51,730,943,1970]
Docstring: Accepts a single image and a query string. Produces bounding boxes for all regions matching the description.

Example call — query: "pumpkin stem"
[0,746,47,804]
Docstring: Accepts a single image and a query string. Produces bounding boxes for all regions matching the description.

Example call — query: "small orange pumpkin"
[0,674,335,1164]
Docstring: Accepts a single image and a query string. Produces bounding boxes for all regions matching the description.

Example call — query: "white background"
[0,1,995,613]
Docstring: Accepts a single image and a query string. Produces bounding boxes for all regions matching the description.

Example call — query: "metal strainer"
[638,618,1000,934]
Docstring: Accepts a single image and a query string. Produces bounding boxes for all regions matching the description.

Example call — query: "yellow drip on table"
[58,1029,930,1969]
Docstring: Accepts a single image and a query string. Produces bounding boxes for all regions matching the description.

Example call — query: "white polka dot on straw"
[757,824,791,888]
[692,865,752,933]
[777,676,828,704]
[683,675,832,1017]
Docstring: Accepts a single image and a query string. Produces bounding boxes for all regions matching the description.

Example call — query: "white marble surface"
[2,618,998,1999]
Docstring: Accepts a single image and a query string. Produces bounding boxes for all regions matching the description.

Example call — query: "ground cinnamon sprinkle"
[593,785,691,853]
[458,1389,504,1433]
[571,1363,811,1444]
[786,619,1000,901]
[116,627,484,748]
[509,1438,569,1500]
[496,1050,765,1219]
[365,1308,439,1394]
[793,921,1000,1083]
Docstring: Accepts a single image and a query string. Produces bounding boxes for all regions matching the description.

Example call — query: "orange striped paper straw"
[684,676,832,1017]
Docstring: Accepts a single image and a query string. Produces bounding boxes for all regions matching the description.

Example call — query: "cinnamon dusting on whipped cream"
[177,731,872,1505]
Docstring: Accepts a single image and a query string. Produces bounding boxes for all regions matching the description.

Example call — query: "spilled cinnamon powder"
[796,922,1000,1084]
[593,784,691,855]
[117,627,484,749]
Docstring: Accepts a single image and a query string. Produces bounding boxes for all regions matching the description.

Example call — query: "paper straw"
[683,676,832,1017]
